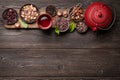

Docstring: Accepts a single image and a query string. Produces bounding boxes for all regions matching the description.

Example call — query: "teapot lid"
[84,2,113,31]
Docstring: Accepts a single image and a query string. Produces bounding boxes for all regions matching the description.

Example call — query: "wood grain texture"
[0,0,120,79]
[0,77,120,80]
[0,49,120,77]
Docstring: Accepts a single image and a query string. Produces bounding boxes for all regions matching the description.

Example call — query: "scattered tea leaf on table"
[69,21,76,32]
[55,26,60,35]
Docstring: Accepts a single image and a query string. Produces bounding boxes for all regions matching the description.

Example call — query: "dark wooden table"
[0,0,120,80]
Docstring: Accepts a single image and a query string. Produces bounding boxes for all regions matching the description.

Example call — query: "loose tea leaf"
[19,19,28,28]
[55,18,69,32]
[46,5,57,17]
[69,21,75,32]
[55,26,60,35]
[76,22,88,33]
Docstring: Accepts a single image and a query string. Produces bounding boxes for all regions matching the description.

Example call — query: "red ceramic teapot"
[84,2,116,31]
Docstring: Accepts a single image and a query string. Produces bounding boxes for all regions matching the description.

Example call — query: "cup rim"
[37,13,53,30]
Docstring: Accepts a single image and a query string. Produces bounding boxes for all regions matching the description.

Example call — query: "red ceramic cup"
[37,14,52,30]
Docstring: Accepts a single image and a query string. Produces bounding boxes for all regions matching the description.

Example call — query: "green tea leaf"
[19,19,28,28]
[55,26,60,35]
[69,21,75,32]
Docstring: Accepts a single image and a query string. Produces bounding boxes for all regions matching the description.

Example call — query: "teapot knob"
[97,12,102,18]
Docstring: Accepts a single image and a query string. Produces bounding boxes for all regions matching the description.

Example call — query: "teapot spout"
[92,27,97,31]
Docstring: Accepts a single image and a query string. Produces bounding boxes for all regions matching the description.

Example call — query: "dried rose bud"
[63,10,68,18]
[15,23,20,28]
[57,11,62,17]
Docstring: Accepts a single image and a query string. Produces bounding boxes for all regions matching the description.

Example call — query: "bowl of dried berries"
[2,8,18,25]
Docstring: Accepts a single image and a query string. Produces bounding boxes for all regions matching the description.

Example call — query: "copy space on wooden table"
[0,0,120,80]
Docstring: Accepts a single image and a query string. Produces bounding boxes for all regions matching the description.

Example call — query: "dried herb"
[69,21,75,32]
[55,26,60,35]
[19,19,28,28]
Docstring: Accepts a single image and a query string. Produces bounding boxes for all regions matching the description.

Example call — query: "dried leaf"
[19,19,28,28]
[55,26,60,35]
[69,21,75,32]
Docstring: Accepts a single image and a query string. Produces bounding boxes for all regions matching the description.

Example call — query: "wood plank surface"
[0,0,120,79]
[0,27,120,49]
[0,77,120,80]
[0,49,120,77]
